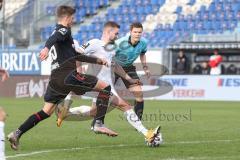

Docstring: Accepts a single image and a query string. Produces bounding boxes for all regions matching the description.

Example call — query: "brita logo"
[0,51,41,75]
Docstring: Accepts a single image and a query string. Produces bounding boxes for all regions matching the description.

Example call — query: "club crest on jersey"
[58,28,67,35]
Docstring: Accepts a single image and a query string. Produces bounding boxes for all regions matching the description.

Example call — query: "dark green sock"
[134,101,144,120]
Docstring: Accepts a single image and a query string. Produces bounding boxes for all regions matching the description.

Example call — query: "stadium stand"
[5,0,240,48]
[66,0,240,47]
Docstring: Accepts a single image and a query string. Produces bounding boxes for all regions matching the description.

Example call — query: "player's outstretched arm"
[75,53,108,67]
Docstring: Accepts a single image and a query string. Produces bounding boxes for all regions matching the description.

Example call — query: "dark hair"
[56,5,76,18]
[130,22,143,30]
[104,21,120,29]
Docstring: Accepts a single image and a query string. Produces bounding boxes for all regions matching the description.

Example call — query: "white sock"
[0,122,5,160]
[65,106,92,121]
[65,92,73,100]
[124,109,148,136]
[71,106,91,116]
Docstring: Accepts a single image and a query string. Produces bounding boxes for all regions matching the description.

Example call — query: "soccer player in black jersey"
[7,5,115,150]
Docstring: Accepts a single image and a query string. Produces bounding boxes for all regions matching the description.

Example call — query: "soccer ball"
[145,133,163,147]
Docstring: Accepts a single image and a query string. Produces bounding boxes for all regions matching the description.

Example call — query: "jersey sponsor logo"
[51,62,60,71]
[58,28,67,35]
[217,78,240,87]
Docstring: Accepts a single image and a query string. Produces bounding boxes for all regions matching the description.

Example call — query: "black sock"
[92,85,111,126]
[134,101,144,120]
[17,110,50,138]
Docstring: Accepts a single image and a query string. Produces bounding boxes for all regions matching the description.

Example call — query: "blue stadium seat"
[232,2,240,12]
[175,6,182,14]
[136,6,144,14]
[144,5,152,14]
[129,15,138,23]
[188,0,196,5]
[150,0,158,5]
[229,20,237,29]
[203,21,211,30]
[187,21,195,31]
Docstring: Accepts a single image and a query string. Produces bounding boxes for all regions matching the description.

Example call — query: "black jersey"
[45,24,98,88]
[44,24,99,80]
[45,24,76,76]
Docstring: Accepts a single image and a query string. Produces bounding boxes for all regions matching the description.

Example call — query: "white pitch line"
[6,139,240,159]
[6,144,139,159]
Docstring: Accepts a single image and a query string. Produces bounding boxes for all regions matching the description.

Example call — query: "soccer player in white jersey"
[0,68,8,159]
[57,21,161,144]
[0,107,6,160]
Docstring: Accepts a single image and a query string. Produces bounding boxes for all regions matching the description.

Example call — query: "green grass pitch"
[1,98,240,160]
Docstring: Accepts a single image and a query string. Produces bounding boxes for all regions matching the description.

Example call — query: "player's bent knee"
[135,97,144,102]
[115,98,131,111]
[133,91,143,100]
[42,102,56,115]
[98,85,111,96]
[129,86,143,97]
[94,80,110,91]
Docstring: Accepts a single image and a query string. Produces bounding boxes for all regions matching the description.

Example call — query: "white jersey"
[0,122,5,160]
[74,39,119,97]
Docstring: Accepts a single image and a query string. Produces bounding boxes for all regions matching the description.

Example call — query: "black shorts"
[114,65,140,88]
[44,71,98,104]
